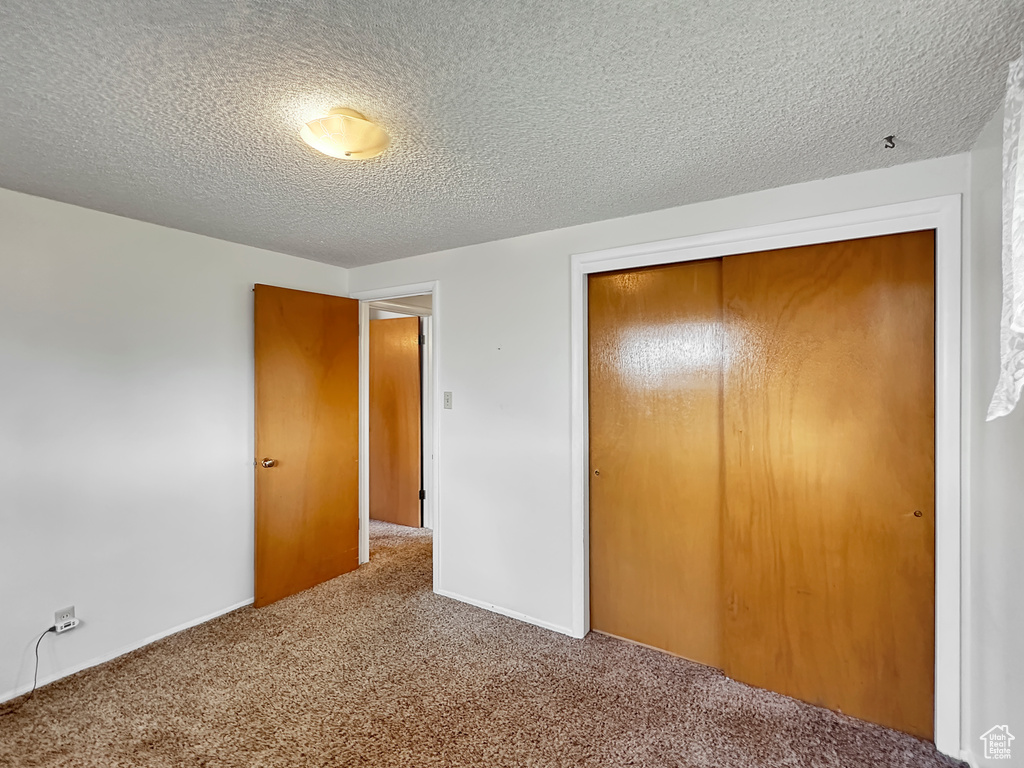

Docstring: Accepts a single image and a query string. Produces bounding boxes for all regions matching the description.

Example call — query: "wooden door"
[254,284,360,608]
[721,231,935,738]
[588,260,724,666]
[369,316,422,527]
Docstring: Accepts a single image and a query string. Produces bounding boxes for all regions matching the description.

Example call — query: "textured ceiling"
[1,1,1022,268]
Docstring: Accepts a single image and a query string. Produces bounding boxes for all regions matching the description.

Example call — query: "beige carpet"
[1,521,962,768]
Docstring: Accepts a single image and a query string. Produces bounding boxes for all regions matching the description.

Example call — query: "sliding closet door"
[721,231,935,738]
[589,260,723,666]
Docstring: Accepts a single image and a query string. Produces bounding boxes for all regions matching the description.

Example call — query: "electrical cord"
[0,626,56,717]
[30,627,56,697]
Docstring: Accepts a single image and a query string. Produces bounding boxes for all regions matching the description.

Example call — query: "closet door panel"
[721,231,935,739]
[589,260,724,666]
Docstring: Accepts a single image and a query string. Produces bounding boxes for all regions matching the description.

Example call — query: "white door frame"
[352,281,441,589]
[569,195,963,757]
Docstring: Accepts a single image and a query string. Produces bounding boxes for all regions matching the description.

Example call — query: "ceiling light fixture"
[299,108,390,159]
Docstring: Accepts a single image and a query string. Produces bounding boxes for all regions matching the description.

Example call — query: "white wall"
[0,189,348,702]
[369,309,415,320]
[967,108,1024,766]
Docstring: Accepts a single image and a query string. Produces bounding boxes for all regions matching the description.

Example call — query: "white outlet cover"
[55,605,75,624]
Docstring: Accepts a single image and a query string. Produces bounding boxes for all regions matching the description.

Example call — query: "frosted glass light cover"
[988,47,1024,419]
[300,108,390,159]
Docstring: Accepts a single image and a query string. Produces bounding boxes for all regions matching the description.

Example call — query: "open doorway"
[359,291,435,562]
[252,282,438,609]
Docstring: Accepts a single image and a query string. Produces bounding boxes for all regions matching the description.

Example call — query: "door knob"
[261,458,277,468]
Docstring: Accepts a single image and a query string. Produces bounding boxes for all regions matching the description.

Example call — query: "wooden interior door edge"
[421,316,435,529]
[568,194,964,759]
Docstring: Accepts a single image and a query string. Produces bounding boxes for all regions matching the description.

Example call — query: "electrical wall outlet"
[54,606,79,633]
[443,391,453,409]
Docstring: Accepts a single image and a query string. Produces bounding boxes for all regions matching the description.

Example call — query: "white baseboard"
[6,591,569,703]
[1,598,254,704]
[960,748,979,767]
[434,588,575,637]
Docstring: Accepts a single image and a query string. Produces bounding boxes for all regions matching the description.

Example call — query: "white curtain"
[987,47,1024,421]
